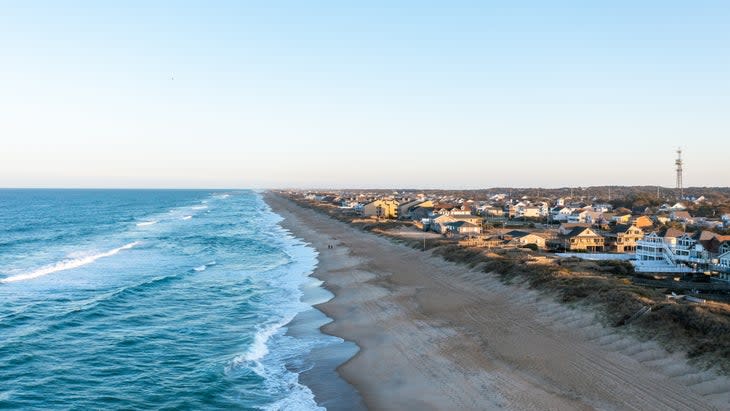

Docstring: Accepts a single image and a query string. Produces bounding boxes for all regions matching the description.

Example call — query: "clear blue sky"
[1,1,728,188]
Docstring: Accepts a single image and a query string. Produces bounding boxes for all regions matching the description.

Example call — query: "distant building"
[611,213,632,225]
[592,203,613,213]
[479,206,504,217]
[630,215,654,229]
[670,210,694,224]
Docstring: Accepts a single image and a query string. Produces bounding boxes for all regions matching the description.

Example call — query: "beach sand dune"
[266,194,730,411]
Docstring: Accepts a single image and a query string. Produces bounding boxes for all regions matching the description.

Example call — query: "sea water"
[0,189,346,410]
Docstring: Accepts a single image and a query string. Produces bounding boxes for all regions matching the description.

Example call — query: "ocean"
[0,189,355,410]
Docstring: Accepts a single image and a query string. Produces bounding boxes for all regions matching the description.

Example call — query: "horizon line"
[2,186,728,191]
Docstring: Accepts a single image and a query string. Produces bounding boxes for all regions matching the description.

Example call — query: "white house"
[568,210,602,225]
[592,203,613,213]
[552,207,575,222]
[717,251,730,282]
[634,229,714,273]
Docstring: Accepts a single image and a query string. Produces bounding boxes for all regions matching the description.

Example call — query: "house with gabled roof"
[671,210,694,224]
[553,226,605,252]
[558,223,591,236]
[444,221,482,237]
[629,215,653,229]
[501,230,547,249]
[634,228,720,273]
[719,240,730,256]
[604,224,644,253]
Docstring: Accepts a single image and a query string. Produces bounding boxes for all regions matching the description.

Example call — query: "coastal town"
[285,186,730,300]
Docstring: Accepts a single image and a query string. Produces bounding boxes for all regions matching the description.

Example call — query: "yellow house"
[362,199,399,219]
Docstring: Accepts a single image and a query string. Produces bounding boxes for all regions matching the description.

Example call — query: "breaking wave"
[1,242,140,283]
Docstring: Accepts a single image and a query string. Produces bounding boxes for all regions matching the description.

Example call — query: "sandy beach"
[265,193,730,411]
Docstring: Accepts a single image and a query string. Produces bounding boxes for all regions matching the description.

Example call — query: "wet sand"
[266,193,730,411]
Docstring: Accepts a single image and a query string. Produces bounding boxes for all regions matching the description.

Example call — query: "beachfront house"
[361,199,399,219]
[634,228,699,273]
[444,221,482,237]
[604,224,643,253]
[397,199,433,220]
[430,214,482,234]
[717,252,730,282]
[430,215,456,234]
[555,227,605,252]
[502,230,547,249]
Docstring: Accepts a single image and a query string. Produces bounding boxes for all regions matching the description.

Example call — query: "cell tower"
[675,148,683,200]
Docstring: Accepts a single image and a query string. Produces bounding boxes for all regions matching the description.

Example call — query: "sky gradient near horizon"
[1,1,728,188]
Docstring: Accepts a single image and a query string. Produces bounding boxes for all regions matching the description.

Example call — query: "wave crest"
[1,242,140,283]
[136,220,158,227]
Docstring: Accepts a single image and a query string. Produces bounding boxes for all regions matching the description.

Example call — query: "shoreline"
[284,275,365,411]
[265,192,730,410]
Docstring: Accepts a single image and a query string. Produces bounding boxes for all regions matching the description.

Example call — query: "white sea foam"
[182,215,193,220]
[191,205,208,210]
[226,315,296,374]
[1,242,140,283]
[136,220,158,227]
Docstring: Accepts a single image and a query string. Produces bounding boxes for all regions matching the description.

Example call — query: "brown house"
[604,224,644,253]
